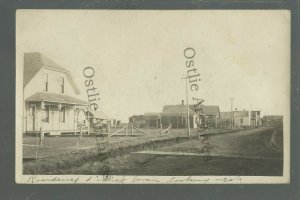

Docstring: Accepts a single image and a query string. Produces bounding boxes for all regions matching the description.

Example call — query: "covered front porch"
[24,92,88,136]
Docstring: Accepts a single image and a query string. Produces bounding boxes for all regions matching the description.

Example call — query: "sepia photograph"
[15,10,290,184]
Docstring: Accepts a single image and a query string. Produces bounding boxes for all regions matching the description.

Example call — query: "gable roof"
[129,115,146,121]
[161,105,197,116]
[163,104,195,112]
[144,112,160,116]
[144,113,160,120]
[162,104,220,116]
[24,52,80,94]
[26,91,88,105]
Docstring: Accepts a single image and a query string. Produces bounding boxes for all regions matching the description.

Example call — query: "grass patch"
[23,127,276,175]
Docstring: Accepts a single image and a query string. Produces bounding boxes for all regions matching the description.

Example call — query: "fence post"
[39,123,44,146]
[160,123,162,134]
[79,123,83,146]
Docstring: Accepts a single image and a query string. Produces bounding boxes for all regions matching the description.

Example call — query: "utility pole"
[249,103,252,127]
[230,97,234,129]
[182,75,191,136]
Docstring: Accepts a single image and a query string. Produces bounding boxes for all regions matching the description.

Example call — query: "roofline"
[26,100,88,106]
[161,112,197,115]
[43,66,69,74]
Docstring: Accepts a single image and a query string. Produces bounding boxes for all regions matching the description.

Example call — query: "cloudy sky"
[17,10,290,122]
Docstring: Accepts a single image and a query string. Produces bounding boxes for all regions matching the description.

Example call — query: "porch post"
[73,105,77,131]
[50,105,54,130]
[58,103,61,131]
[40,101,45,145]
[25,103,28,132]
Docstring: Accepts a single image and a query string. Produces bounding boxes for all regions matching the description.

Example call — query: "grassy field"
[23,136,120,159]
[159,127,283,158]
[22,128,199,159]
[63,127,283,176]
[70,154,282,176]
[23,127,281,175]
[23,133,195,174]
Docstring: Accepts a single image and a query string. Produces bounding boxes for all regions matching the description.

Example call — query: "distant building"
[158,101,220,129]
[233,111,250,127]
[129,115,146,128]
[129,113,161,128]
[262,115,283,126]
[129,101,221,129]
[144,113,161,128]
[250,111,261,126]
[160,103,197,129]
[231,109,261,127]
[199,105,221,128]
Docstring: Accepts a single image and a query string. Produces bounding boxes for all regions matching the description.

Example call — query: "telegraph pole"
[230,97,234,129]
[182,75,191,136]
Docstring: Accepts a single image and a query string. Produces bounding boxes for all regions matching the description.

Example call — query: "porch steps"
[49,131,61,136]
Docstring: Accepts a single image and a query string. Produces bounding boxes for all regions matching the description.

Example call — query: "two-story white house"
[23,52,88,136]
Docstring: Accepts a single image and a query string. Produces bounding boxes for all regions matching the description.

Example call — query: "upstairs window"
[59,77,64,93]
[42,73,48,92]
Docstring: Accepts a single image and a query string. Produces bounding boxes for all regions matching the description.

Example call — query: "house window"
[42,105,50,122]
[42,73,48,92]
[59,77,64,93]
[240,118,243,123]
[59,107,65,122]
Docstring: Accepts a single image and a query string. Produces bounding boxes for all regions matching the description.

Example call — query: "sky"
[16,10,291,122]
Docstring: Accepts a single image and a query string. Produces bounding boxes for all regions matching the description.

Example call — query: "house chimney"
[182,100,184,105]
